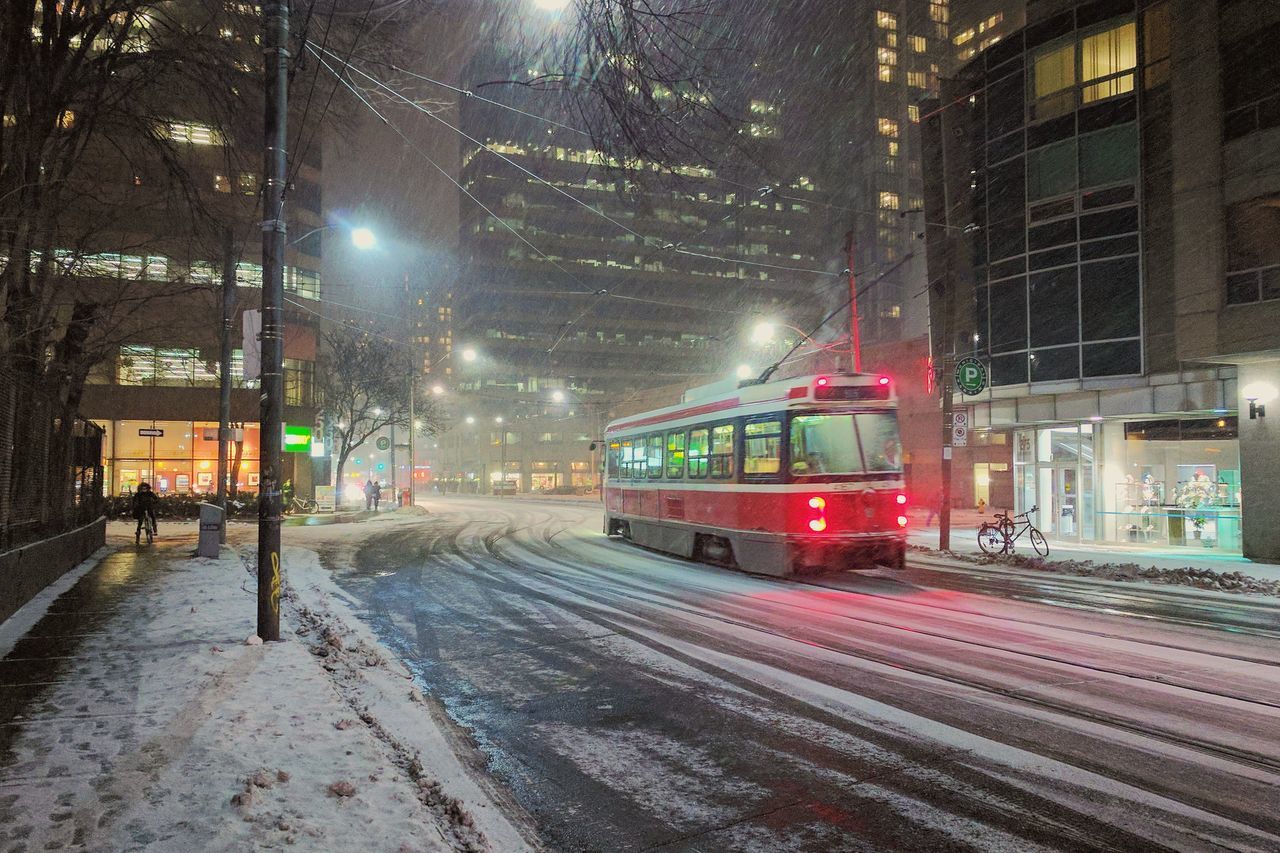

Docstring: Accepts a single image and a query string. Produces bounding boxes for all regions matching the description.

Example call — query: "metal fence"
[0,368,104,550]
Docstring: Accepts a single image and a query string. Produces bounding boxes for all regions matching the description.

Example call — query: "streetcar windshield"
[789,413,902,476]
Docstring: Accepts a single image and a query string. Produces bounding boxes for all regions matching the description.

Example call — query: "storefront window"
[108,420,260,496]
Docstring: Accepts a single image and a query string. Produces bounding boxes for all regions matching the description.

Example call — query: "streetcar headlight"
[879,376,891,386]
[896,493,907,505]
[897,515,908,527]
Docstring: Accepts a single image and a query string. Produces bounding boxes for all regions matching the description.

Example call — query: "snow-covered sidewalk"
[0,542,534,851]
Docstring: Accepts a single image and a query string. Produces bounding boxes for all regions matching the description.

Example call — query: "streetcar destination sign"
[954,357,988,396]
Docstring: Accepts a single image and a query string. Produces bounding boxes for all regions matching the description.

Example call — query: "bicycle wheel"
[978,523,1007,555]
[1029,528,1048,557]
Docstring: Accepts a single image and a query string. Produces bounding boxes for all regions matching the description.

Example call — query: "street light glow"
[533,0,570,9]
[751,321,776,345]
[461,347,477,362]
[351,227,376,250]
[495,416,504,424]
[431,384,445,395]
[736,364,754,380]
[552,390,566,402]
[465,416,475,425]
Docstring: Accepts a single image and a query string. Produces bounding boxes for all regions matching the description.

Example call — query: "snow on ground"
[0,540,534,852]
[909,523,1280,585]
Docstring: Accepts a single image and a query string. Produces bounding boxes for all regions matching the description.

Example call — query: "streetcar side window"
[744,420,782,475]
[666,431,686,479]
[632,438,648,479]
[710,424,735,479]
[607,441,620,478]
[619,439,634,478]
[688,428,710,478]
[647,434,664,480]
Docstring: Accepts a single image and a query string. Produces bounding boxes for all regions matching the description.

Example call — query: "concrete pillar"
[1238,360,1280,561]
[1170,0,1224,362]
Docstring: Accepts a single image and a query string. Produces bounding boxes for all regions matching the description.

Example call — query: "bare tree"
[316,324,442,509]
[0,0,426,532]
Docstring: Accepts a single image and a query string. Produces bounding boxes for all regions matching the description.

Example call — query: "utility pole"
[217,227,235,532]
[407,380,415,506]
[256,0,288,642]
[937,131,957,553]
[845,230,863,373]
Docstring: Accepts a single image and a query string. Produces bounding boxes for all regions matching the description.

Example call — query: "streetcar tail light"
[879,375,891,386]
[896,493,907,506]
[807,496,828,532]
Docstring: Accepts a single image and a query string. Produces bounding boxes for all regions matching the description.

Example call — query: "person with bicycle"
[131,482,159,544]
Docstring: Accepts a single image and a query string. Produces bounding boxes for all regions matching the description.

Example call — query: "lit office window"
[877,10,897,30]
[1081,22,1137,103]
[879,191,900,210]
[167,121,222,146]
[878,117,899,137]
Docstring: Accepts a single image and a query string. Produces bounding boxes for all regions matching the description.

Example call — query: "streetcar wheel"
[1030,528,1049,557]
[977,523,1006,555]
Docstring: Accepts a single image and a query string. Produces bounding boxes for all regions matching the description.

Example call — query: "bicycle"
[289,496,319,514]
[135,513,157,546]
[978,506,1048,557]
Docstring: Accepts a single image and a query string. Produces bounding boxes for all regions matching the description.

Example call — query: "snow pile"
[0,545,531,851]
[911,544,1280,595]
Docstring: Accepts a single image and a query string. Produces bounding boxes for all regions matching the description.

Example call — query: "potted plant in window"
[1191,515,1207,540]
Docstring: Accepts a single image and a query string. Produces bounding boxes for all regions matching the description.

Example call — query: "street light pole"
[845,230,863,373]
[256,0,288,642]
[217,226,235,523]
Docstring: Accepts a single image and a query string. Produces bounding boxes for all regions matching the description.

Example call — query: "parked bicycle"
[978,506,1048,556]
[289,495,319,514]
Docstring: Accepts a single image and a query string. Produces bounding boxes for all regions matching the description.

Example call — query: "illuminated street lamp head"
[750,321,776,345]
[465,416,475,425]
[533,0,570,9]
[495,416,504,424]
[431,384,445,396]
[351,227,376,250]
[736,364,754,380]
[551,390,566,403]
[461,347,478,363]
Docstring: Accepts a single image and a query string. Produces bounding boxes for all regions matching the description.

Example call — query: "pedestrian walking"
[926,486,944,527]
[364,479,375,511]
[372,480,382,511]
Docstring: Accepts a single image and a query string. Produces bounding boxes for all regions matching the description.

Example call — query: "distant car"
[493,483,518,496]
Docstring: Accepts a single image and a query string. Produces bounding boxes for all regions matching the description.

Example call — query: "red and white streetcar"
[603,372,908,576]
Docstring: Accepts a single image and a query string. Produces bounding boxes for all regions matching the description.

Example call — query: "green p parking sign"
[955,357,988,396]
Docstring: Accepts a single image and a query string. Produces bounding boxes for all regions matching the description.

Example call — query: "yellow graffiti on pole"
[270,551,281,615]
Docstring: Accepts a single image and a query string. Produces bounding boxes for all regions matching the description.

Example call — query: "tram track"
[329,502,1280,849]
[456,511,1280,771]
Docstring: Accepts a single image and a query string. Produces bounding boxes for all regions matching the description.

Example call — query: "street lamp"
[431,384,445,396]
[750,321,776,345]
[350,226,376,250]
[551,390,565,403]
[288,222,377,249]
[465,416,475,425]
[461,347,478,363]
[533,0,570,9]
[735,364,754,380]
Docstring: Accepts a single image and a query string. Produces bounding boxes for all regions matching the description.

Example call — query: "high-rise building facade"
[923,0,1280,560]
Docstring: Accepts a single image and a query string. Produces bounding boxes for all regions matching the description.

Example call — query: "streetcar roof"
[604,373,896,436]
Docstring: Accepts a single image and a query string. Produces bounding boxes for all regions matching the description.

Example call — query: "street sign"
[955,357,988,396]
[376,436,391,451]
[138,428,164,437]
[952,410,969,447]
[283,424,312,454]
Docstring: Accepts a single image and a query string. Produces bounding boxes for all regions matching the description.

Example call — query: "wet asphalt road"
[305,497,1280,852]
